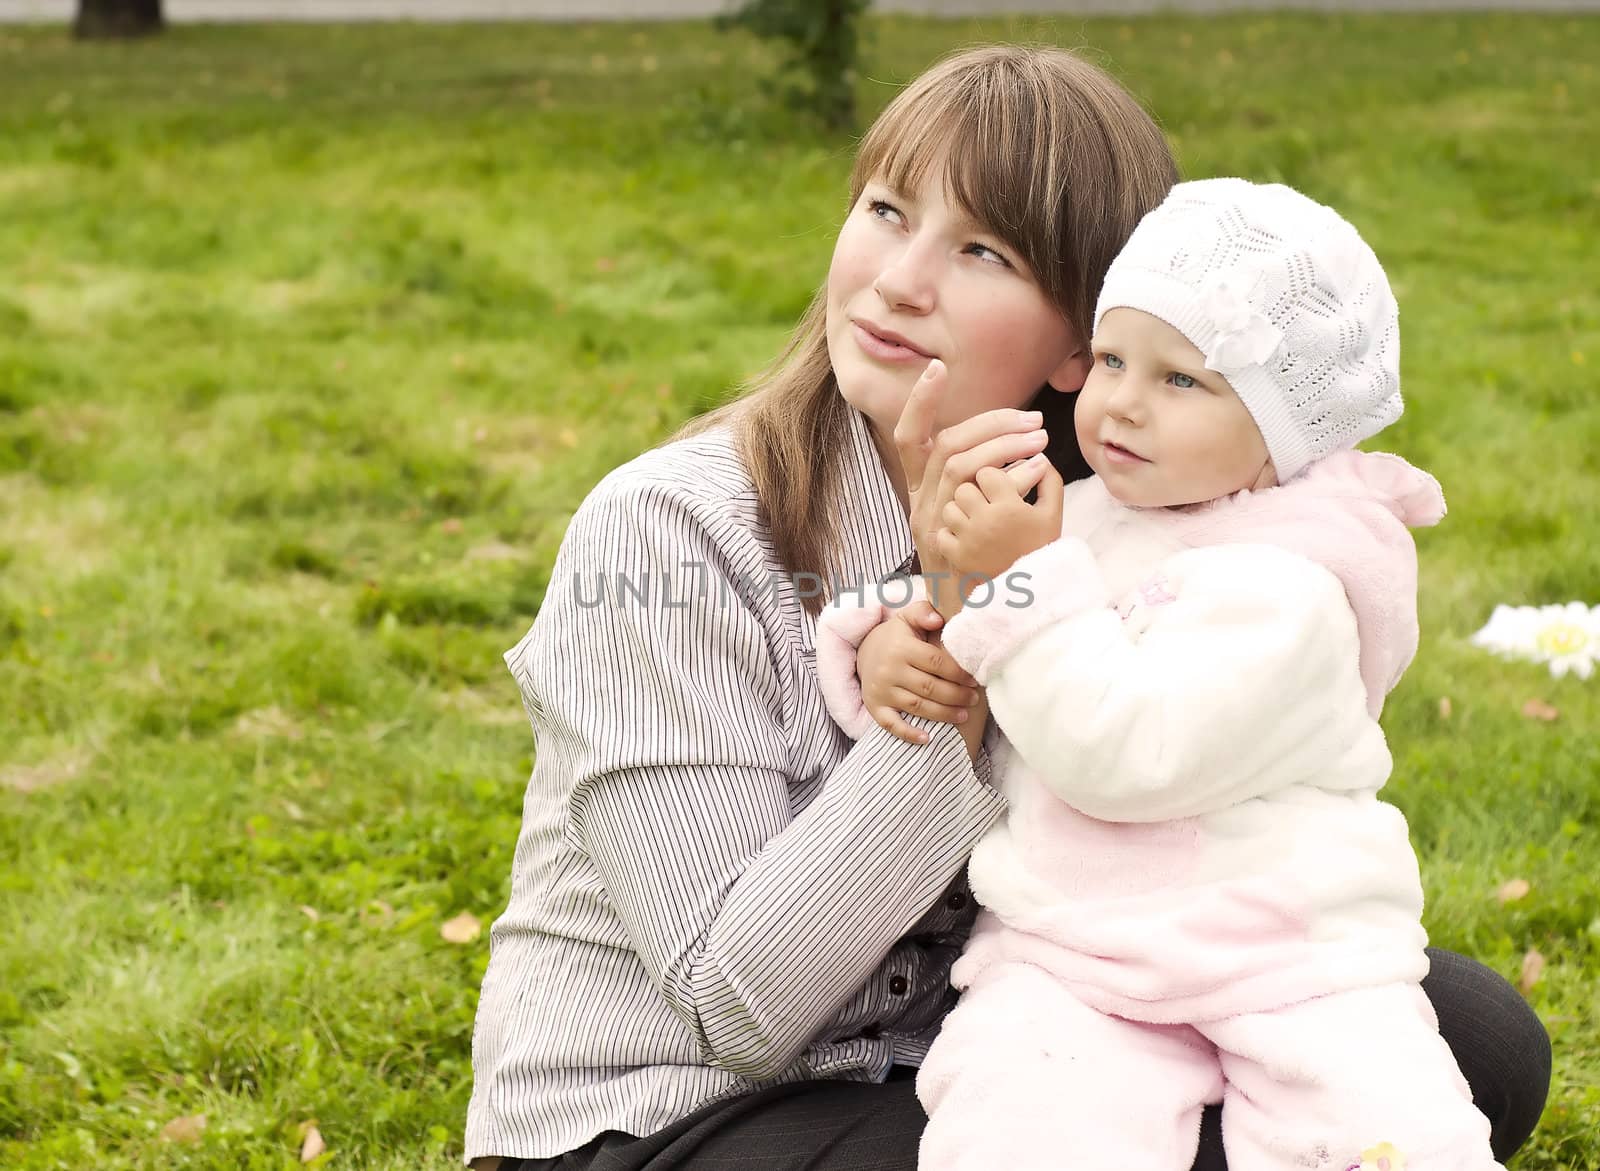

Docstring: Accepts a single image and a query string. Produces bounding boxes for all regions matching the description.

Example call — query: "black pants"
[504,949,1551,1171]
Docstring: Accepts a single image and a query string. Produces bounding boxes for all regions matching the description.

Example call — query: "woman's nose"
[873,241,937,314]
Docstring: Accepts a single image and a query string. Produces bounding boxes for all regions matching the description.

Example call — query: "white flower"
[1533,602,1600,680]
[1198,273,1282,370]
[1471,601,1600,679]
[1471,604,1543,658]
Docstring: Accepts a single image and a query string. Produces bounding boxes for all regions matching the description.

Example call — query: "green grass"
[1,10,1597,1168]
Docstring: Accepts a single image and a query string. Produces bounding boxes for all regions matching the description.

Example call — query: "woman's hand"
[893,360,1054,619]
[857,600,982,745]
[937,460,1066,603]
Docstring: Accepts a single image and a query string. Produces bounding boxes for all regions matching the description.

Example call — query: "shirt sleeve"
[513,477,1006,1080]
[941,537,1379,823]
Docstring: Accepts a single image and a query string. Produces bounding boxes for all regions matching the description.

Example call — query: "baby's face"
[1075,308,1275,508]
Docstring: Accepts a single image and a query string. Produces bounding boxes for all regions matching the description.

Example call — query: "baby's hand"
[936,457,1065,599]
[857,600,982,745]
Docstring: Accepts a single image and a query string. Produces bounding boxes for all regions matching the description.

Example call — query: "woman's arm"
[517,477,1006,1079]
[940,538,1384,822]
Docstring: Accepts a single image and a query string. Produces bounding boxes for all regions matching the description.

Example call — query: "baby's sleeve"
[815,575,927,739]
[942,539,1381,822]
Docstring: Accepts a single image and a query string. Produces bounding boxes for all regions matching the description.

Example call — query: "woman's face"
[824,164,1088,446]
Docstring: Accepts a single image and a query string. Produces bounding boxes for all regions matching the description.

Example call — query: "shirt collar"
[832,404,917,592]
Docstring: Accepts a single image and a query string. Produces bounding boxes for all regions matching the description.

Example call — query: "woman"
[464,45,1550,1171]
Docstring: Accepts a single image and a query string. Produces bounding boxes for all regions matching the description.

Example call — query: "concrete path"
[4,0,1597,22]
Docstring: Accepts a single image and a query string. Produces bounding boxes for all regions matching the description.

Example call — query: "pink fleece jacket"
[817,450,1445,731]
[816,450,1447,1022]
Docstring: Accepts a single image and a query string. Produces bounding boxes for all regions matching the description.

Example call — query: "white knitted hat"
[1094,177,1402,483]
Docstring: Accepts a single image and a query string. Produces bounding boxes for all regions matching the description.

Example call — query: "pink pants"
[916,957,1502,1171]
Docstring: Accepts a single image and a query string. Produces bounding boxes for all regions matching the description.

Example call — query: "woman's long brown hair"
[677,45,1178,615]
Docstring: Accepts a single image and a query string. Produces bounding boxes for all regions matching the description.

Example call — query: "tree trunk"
[74,0,164,39]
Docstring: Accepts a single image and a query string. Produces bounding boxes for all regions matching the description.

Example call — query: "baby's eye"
[1102,353,1125,370]
[1170,372,1198,389]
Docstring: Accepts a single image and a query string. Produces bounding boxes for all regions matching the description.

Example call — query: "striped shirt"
[463,404,1007,1161]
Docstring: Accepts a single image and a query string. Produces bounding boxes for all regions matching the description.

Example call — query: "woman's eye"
[867,199,903,225]
[965,242,1012,268]
[1171,372,1197,389]
[1103,353,1124,370]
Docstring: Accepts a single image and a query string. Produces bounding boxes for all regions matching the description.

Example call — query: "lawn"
[0,10,1597,1169]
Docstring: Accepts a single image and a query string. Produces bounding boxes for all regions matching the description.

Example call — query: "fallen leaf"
[232,706,305,741]
[160,1114,207,1144]
[365,719,407,743]
[465,541,522,563]
[440,517,464,535]
[300,1123,326,1162]
[1,749,92,793]
[1496,878,1531,904]
[441,911,482,944]
[1519,947,1545,993]
[298,905,320,922]
[1521,698,1559,722]
[1437,696,1452,720]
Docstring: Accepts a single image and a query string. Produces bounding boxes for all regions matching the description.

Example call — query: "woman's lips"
[852,321,932,364]
[1101,440,1150,465]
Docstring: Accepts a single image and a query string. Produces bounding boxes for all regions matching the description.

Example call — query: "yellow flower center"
[1536,621,1591,658]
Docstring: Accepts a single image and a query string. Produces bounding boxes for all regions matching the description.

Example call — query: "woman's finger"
[999,452,1053,497]
[938,431,1050,496]
[927,405,1047,467]
[891,360,948,494]
[915,404,1046,538]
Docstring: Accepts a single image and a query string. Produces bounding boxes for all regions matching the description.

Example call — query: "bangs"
[846,45,1176,347]
[850,56,1070,302]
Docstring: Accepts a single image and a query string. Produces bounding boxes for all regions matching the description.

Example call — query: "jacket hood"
[1154,449,1446,717]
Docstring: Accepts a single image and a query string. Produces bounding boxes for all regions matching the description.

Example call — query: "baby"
[817,179,1497,1170]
